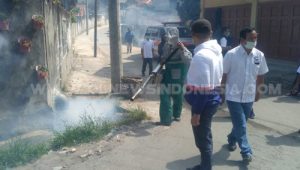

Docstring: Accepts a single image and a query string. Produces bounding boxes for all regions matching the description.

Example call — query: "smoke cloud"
[122,0,179,45]
[53,92,121,132]
[0,93,122,141]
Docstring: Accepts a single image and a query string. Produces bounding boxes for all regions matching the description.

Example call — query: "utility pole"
[250,0,258,28]
[86,0,88,35]
[108,0,122,93]
[94,0,98,57]
[200,0,206,19]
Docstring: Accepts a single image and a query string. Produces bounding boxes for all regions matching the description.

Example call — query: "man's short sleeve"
[297,66,300,74]
[223,52,231,74]
[220,37,227,48]
[258,54,269,75]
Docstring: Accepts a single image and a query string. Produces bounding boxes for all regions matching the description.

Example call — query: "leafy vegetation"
[176,0,201,23]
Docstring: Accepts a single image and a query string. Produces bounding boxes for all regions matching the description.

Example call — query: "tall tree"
[176,0,200,23]
[61,0,78,10]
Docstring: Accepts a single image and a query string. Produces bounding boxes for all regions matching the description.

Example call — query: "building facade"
[203,0,300,61]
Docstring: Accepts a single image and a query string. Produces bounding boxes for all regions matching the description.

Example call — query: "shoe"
[173,117,181,122]
[242,154,253,164]
[228,143,237,152]
[249,109,255,119]
[186,164,201,170]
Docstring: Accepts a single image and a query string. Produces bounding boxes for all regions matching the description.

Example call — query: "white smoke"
[53,92,121,131]
[122,0,180,44]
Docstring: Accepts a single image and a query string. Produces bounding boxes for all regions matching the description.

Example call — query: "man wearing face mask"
[221,27,269,163]
[157,28,192,126]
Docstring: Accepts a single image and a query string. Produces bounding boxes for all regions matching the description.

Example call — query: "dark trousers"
[192,104,218,170]
[142,58,153,75]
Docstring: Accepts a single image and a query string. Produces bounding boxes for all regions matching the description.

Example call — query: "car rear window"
[145,27,160,37]
[178,27,192,38]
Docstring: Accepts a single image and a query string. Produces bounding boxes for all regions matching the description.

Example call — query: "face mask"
[244,41,257,50]
[225,32,230,37]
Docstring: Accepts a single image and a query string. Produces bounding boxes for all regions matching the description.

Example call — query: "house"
[202,0,300,61]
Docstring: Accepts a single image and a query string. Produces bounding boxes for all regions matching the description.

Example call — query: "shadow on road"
[122,122,157,138]
[166,155,199,170]
[272,95,300,104]
[94,66,111,78]
[214,144,249,170]
[265,132,300,147]
[166,144,250,170]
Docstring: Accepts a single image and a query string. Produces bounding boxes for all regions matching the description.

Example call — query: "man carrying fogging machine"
[156,27,191,126]
[130,27,192,126]
[157,28,192,126]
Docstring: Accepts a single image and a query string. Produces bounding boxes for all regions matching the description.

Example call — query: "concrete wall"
[43,1,92,108]
[0,0,89,117]
[0,1,46,115]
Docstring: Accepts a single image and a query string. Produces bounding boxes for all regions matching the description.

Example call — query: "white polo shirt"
[297,66,300,74]
[219,37,227,48]
[141,40,154,58]
[223,45,269,103]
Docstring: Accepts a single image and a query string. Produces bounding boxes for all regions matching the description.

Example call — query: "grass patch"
[118,107,149,125]
[0,139,49,169]
[51,107,148,150]
[51,116,114,150]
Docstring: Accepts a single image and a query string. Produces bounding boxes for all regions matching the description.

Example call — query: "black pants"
[142,58,153,75]
[192,104,218,170]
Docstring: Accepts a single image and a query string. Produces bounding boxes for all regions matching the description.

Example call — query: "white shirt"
[223,45,269,103]
[141,40,154,58]
[220,37,227,48]
[297,66,300,74]
[187,40,223,89]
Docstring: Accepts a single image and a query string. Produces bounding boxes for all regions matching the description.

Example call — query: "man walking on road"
[125,28,134,53]
[221,27,269,163]
[141,36,154,76]
[184,19,223,170]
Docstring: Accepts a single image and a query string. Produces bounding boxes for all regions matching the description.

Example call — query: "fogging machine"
[130,47,180,101]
